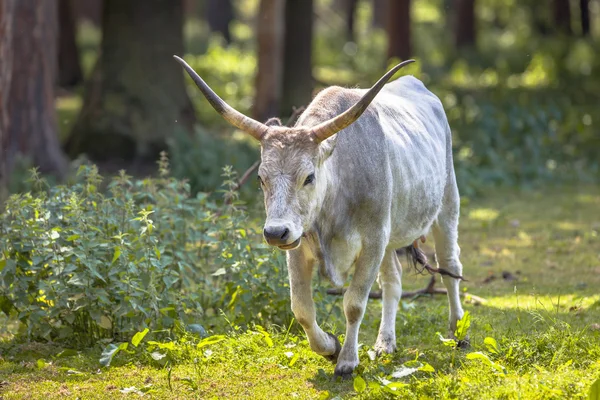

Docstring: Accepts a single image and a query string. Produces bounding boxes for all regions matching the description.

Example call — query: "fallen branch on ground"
[326,276,486,305]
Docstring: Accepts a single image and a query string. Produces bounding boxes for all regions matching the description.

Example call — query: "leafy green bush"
[167,126,259,196]
[0,157,338,345]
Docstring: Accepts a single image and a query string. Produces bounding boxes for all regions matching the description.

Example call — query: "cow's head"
[174,56,413,250]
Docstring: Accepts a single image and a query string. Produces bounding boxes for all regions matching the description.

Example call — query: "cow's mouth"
[278,238,301,251]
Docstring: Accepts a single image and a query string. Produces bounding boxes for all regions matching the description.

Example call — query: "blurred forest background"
[1,0,600,354]
[1,0,599,199]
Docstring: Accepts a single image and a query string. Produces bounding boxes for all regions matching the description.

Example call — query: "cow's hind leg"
[288,248,340,359]
[432,182,467,344]
[335,242,386,378]
[374,249,402,355]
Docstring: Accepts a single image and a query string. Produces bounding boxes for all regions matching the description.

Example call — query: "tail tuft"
[404,243,466,281]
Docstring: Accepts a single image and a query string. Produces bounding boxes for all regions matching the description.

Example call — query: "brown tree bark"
[72,0,102,26]
[371,0,387,29]
[455,0,476,48]
[281,0,314,116]
[344,0,359,41]
[253,0,285,122]
[58,0,83,88]
[207,0,233,44]
[4,0,68,179]
[554,0,572,34]
[0,0,16,197]
[387,0,411,60]
[66,0,196,161]
[580,0,590,36]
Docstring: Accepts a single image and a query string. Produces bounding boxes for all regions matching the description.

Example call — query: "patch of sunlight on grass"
[486,293,600,311]
[577,194,599,204]
[556,221,584,231]
[468,207,500,222]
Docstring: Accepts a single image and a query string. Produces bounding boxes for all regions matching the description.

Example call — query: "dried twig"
[231,160,260,192]
[326,276,486,304]
[286,106,306,127]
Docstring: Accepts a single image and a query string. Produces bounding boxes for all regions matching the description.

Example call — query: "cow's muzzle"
[263,224,301,250]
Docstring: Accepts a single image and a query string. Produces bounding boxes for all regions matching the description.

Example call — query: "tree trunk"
[58,0,83,88]
[72,0,102,26]
[4,0,68,179]
[580,0,590,36]
[554,0,572,34]
[253,0,285,122]
[66,0,196,162]
[281,0,314,116]
[387,0,411,60]
[455,0,476,48]
[344,0,359,41]
[207,0,233,44]
[372,0,387,29]
[0,0,16,196]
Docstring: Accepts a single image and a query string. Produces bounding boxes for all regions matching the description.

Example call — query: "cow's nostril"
[264,226,289,242]
[280,228,289,240]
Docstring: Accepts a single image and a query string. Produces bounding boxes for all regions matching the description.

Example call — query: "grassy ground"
[1,186,600,399]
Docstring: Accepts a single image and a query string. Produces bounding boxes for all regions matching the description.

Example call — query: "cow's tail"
[404,243,466,281]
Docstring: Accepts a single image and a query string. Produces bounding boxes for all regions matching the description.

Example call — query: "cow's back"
[299,76,451,247]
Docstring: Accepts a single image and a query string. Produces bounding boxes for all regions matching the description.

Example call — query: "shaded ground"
[1,186,599,399]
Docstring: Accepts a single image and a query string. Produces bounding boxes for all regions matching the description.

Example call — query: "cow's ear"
[317,135,337,164]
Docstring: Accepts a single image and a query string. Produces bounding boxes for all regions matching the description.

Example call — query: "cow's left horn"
[311,59,415,142]
[173,55,268,141]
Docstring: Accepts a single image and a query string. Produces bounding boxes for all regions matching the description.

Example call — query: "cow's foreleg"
[433,183,467,344]
[374,249,402,355]
[288,248,340,358]
[334,244,386,378]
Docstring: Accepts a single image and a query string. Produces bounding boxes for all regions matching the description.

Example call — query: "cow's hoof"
[374,336,396,355]
[334,360,358,380]
[324,332,341,363]
[457,337,470,348]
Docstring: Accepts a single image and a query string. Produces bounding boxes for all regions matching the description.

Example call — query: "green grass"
[1,186,600,399]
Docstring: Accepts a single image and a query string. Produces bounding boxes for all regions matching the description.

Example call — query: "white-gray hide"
[174,56,466,378]
[280,77,464,376]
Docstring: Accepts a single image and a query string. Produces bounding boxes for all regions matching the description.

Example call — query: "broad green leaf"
[187,324,206,337]
[147,341,176,351]
[112,247,121,264]
[353,375,367,393]
[56,349,78,358]
[466,351,506,374]
[455,311,471,341]
[318,391,330,400]
[131,328,149,347]
[36,359,47,369]
[419,362,435,373]
[197,335,226,349]
[484,337,499,354]
[100,342,128,367]
[437,332,457,347]
[289,353,300,367]
[99,316,112,330]
[589,377,600,400]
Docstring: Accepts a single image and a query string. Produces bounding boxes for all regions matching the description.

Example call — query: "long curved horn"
[173,55,268,141]
[311,59,415,142]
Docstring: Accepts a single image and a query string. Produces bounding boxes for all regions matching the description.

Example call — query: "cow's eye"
[304,173,315,186]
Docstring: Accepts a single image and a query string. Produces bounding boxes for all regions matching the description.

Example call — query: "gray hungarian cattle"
[174,56,466,377]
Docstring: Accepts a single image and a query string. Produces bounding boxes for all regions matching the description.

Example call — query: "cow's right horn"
[311,59,415,142]
[174,55,268,141]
